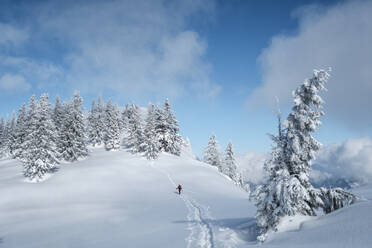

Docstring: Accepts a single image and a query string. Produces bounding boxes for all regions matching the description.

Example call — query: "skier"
[177,184,182,195]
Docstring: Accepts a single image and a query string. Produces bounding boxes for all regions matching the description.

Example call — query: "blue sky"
[0,0,371,157]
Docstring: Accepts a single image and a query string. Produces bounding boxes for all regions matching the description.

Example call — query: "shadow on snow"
[173,217,259,243]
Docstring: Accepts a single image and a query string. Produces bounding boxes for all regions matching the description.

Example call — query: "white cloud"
[0,23,28,46]
[0,56,64,90]
[236,152,267,184]
[23,0,218,98]
[315,137,372,184]
[0,74,31,91]
[248,0,372,130]
[237,137,372,186]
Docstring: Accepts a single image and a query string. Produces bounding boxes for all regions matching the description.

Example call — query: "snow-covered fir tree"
[143,103,160,160]
[222,142,242,185]
[58,92,88,161]
[121,103,131,134]
[255,108,291,242]
[103,99,121,151]
[7,112,17,157]
[319,187,356,214]
[184,137,191,150]
[125,104,145,153]
[52,97,65,155]
[52,97,63,130]
[12,104,28,159]
[87,99,96,144]
[281,69,330,217]
[183,137,195,158]
[95,97,106,145]
[154,99,182,156]
[1,116,12,157]
[22,94,58,181]
[255,69,355,242]
[203,133,222,170]
[0,117,5,157]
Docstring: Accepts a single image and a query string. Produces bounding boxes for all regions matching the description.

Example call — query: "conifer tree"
[183,137,195,158]
[144,103,160,159]
[255,108,291,242]
[87,100,100,146]
[1,116,11,156]
[52,97,65,157]
[104,99,121,150]
[281,69,330,216]
[52,97,64,134]
[155,99,182,156]
[22,94,58,181]
[12,104,27,159]
[7,112,18,157]
[121,103,130,133]
[222,142,241,185]
[255,69,355,242]
[59,92,88,161]
[125,104,145,153]
[203,133,221,170]
[95,96,105,145]
[0,117,5,157]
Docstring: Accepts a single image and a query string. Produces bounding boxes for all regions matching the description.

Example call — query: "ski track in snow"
[150,162,217,248]
[182,194,215,248]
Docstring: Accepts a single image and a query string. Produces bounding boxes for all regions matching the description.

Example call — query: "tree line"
[0,94,182,181]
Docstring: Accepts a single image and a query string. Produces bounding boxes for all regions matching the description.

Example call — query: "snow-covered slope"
[1,148,372,248]
[261,200,372,248]
[0,148,255,248]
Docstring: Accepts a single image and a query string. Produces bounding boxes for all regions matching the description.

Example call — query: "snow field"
[1,147,372,247]
[0,148,253,248]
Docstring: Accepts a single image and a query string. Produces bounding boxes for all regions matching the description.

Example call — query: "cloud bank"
[248,0,372,130]
[315,137,372,184]
[239,137,372,187]
[0,0,219,98]
[236,152,267,185]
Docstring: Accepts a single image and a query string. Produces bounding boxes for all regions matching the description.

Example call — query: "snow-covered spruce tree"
[143,103,160,160]
[222,142,242,185]
[282,69,332,217]
[203,133,222,170]
[103,99,121,151]
[121,103,131,134]
[7,112,18,157]
[52,97,65,155]
[0,116,12,157]
[0,117,5,157]
[20,95,37,157]
[59,92,88,161]
[255,106,292,242]
[154,99,182,156]
[256,69,356,242]
[22,94,58,181]
[319,187,356,214]
[12,104,28,159]
[125,104,145,153]
[184,137,192,150]
[183,137,195,158]
[52,97,63,131]
[95,96,106,145]
[87,99,104,146]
